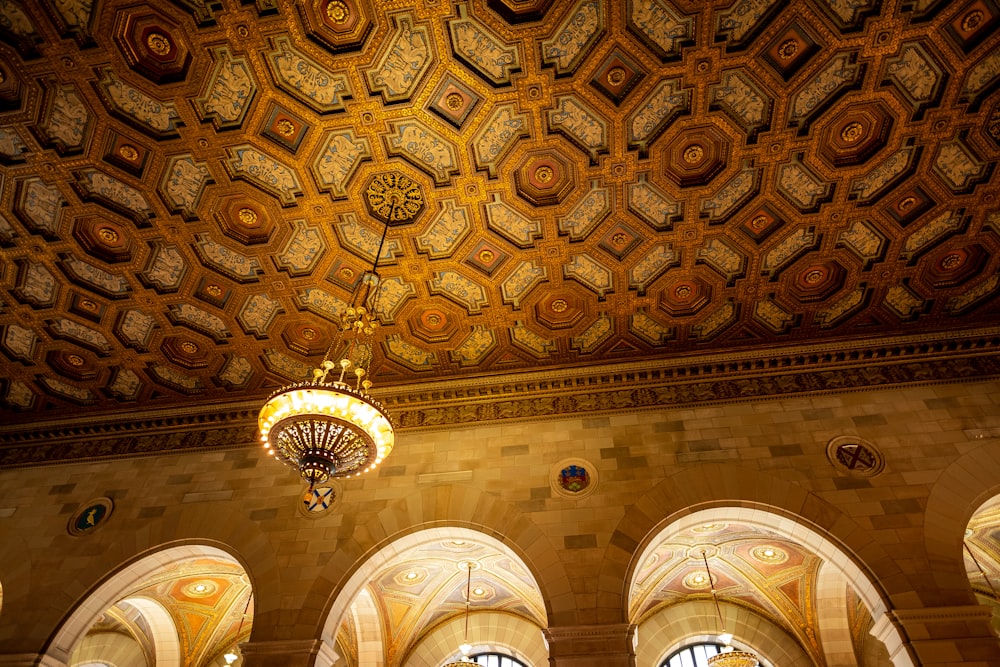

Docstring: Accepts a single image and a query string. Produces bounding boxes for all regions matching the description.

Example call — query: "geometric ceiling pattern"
[335,535,545,665]
[73,556,253,667]
[630,521,824,664]
[966,496,1000,607]
[2,0,1000,427]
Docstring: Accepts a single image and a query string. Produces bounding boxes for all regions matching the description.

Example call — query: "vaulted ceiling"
[1,0,1000,437]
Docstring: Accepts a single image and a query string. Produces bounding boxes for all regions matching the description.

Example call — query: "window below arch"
[469,652,529,667]
[661,643,762,667]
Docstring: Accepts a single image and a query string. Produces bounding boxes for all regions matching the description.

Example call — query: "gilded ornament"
[962,9,984,32]
[478,249,495,263]
[941,253,963,269]
[840,121,864,143]
[206,284,223,296]
[366,172,424,223]
[326,0,351,24]
[607,66,626,85]
[445,92,464,110]
[751,214,768,230]
[180,341,199,354]
[534,165,554,183]
[674,284,692,298]
[275,119,296,137]
[146,32,172,56]
[777,39,798,59]
[551,298,568,312]
[97,227,119,243]
[804,268,825,284]
[682,144,704,163]
[67,354,85,366]
[898,196,915,211]
[118,144,138,161]
[612,232,628,246]
[237,207,258,226]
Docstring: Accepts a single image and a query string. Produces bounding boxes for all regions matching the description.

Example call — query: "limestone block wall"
[0,380,998,666]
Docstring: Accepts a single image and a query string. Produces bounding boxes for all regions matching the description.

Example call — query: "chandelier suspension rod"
[701,550,728,638]
[463,561,472,646]
[964,541,1000,599]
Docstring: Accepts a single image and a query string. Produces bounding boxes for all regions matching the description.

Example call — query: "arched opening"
[322,527,547,667]
[629,507,905,667]
[964,494,1000,635]
[46,543,253,667]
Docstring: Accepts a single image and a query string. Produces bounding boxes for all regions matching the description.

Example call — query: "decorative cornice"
[2,329,999,468]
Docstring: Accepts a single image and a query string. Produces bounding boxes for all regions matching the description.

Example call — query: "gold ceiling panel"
[1,0,1000,427]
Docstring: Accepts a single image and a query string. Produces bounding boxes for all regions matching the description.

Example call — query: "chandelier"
[258,221,394,487]
[700,550,760,667]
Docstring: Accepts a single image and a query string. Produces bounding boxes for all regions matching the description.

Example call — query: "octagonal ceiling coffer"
[819,101,894,168]
[663,125,730,188]
[514,150,575,206]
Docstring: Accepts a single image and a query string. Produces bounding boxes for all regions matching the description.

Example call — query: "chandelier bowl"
[707,650,758,667]
[259,381,394,483]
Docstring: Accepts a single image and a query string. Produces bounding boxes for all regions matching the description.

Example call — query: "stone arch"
[603,463,903,622]
[815,561,860,667]
[350,588,384,667]
[316,522,547,666]
[42,542,250,666]
[405,610,546,666]
[116,597,181,667]
[637,599,812,667]
[923,441,1000,602]
[307,484,571,639]
[0,530,31,648]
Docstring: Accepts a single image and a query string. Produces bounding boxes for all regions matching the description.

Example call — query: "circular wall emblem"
[550,458,599,499]
[827,436,885,477]
[299,482,340,517]
[68,497,113,536]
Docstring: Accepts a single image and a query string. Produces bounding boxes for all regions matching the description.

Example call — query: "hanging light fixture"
[258,219,394,487]
[443,561,475,666]
[700,550,759,667]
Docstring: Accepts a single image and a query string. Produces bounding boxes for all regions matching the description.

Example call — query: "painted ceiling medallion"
[72,217,132,263]
[183,580,219,597]
[365,171,425,224]
[750,545,788,564]
[683,570,713,590]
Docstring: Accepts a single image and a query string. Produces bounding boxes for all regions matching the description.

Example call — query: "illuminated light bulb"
[719,632,733,645]
[460,643,472,656]
[224,651,238,664]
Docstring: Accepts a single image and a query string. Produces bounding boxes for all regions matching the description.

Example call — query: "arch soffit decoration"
[637,598,812,667]
[924,441,1000,601]
[607,464,900,619]
[314,484,570,635]
[404,609,547,667]
[319,523,549,663]
[42,542,251,665]
[119,596,182,667]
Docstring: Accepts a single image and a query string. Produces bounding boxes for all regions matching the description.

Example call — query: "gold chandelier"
[700,550,760,667]
[258,222,394,487]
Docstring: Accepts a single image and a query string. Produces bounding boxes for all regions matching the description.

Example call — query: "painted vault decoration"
[0,0,997,437]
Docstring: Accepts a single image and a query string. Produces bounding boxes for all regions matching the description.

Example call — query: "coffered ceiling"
[2,0,1000,435]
